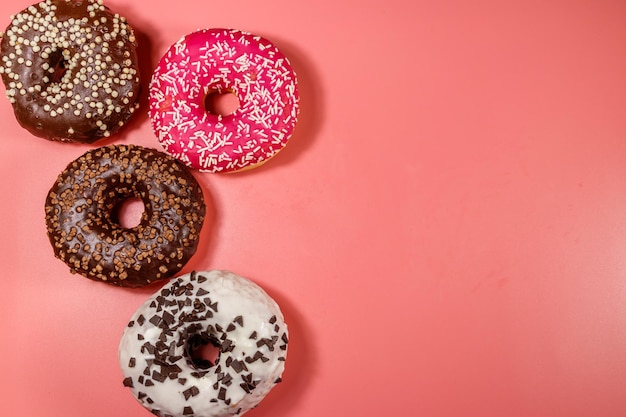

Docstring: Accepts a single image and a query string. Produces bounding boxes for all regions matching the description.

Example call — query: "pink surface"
[1,0,626,416]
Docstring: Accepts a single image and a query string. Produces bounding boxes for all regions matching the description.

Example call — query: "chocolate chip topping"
[0,0,141,142]
[119,270,289,417]
[44,144,206,287]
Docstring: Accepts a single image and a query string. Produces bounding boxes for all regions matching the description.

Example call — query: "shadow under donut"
[110,10,162,143]
[177,173,220,275]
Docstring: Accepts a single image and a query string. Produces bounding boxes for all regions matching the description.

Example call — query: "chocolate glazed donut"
[0,0,141,142]
[45,145,206,287]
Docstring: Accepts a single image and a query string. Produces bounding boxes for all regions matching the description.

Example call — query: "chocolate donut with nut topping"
[0,0,140,142]
[44,144,206,287]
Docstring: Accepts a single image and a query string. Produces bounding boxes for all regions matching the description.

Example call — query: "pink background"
[1,0,626,416]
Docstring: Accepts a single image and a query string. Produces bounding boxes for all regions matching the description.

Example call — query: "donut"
[0,0,141,143]
[44,144,206,287]
[149,28,299,173]
[119,270,289,417]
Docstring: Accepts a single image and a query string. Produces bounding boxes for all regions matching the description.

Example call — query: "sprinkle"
[44,145,206,286]
[148,28,299,172]
[118,270,288,416]
[183,386,200,400]
[218,387,227,401]
[0,0,141,142]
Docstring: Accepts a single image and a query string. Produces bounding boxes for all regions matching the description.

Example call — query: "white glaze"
[119,270,288,417]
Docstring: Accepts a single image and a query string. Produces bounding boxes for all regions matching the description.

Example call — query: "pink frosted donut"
[149,28,299,173]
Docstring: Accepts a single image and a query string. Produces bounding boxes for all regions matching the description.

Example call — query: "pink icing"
[148,28,299,173]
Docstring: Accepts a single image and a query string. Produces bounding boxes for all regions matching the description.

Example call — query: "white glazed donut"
[119,270,288,417]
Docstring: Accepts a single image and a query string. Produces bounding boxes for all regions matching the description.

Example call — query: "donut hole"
[187,334,221,369]
[204,90,240,116]
[48,49,69,84]
[110,197,145,229]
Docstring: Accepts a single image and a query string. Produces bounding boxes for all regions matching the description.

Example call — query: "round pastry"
[119,270,289,417]
[0,0,141,142]
[149,28,299,173]
[44,144,206,287]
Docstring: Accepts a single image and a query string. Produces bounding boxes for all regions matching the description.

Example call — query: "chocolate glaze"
[45,144,206,287]
[0,0,141,142]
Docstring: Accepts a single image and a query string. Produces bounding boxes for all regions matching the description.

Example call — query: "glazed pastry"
[119,270,288,416]
[44,144,206,287]
[0,0,141,142]
[149,28,299,172]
